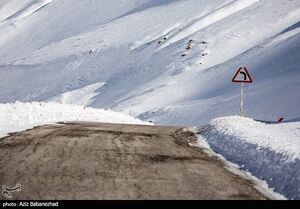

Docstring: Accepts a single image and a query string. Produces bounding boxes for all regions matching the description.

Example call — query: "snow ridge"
[199,116,300,199]
[0,102,146,138]
[159,0,260,49]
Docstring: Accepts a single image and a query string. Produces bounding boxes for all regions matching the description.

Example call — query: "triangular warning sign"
[232,67,253,83]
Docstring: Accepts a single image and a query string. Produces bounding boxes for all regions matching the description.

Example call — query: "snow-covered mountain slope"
[0,0,299,126]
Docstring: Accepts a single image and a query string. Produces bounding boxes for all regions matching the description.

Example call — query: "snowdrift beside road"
[0,102,145,138]
[198,116,300,199]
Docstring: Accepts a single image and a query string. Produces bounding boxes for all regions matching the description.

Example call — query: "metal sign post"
[240,82,244,117]
[232,67,253,117]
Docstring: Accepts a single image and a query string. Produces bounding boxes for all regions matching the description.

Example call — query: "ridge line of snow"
[187,128,287,200]
[197,116,300,199]
[158,0,260,50]
[0,102,148,139]
[266,27,300,47]
[0,0,53,26]
[48,82,105,107]
[212,117,300,160]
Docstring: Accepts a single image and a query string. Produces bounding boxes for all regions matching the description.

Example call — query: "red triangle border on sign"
[232,67,253,83]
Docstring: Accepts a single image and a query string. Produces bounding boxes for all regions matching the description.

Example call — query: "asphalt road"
[0,122,268,200]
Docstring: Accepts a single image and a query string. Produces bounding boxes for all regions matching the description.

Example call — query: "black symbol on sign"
[240,71,247,81]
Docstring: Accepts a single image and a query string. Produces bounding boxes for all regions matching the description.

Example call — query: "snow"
[159,0,260,49]
[0,0,300,200]
[0,102,146,138]
[0,0,53,24]
[0,0,299,126]
[192,133,287,200]
[209,116,300,160]
[198,116,300,200]
[48,82,105,107]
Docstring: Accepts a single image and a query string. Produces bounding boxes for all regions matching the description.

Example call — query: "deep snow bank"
[198,116,300,199]
[0,102,145,138]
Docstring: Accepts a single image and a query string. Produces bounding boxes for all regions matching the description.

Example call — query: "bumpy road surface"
[0,122,268,200]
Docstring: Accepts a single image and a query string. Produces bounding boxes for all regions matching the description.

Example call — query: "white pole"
[240,82,244,117]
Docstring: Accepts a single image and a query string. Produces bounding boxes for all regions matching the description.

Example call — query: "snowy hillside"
[0,0,299,125]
